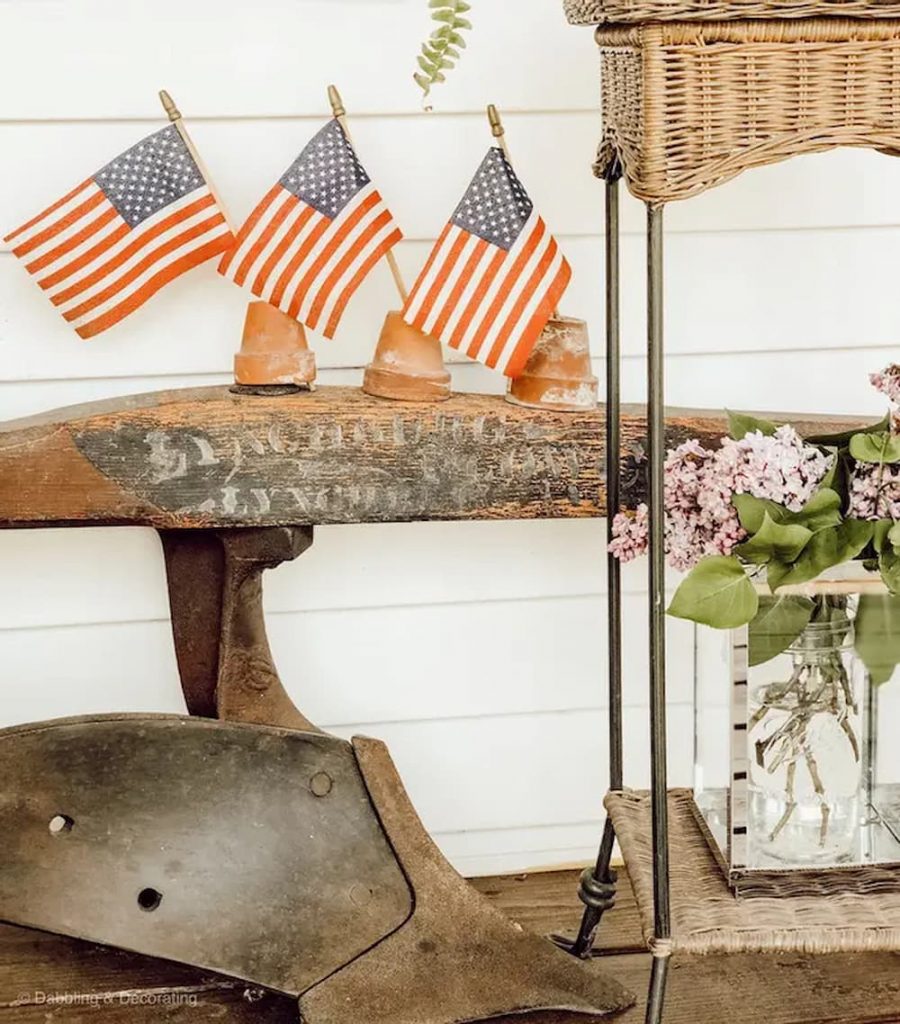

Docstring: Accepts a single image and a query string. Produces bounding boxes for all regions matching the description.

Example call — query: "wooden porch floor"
[0,867,897,1023]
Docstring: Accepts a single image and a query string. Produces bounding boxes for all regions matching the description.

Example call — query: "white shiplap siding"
[0,0,895,875]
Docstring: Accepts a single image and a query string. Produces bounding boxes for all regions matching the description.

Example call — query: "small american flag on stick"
[4,124,234,340]
[219,119,403,339]
[402,147,570,378]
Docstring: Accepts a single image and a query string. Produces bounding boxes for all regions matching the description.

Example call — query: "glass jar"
[692,566,900,892]
[747,600,863,866]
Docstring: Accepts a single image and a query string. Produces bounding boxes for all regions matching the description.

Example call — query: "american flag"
[402,147,570,378]
[219,119,402,339]
[4,125,234,340]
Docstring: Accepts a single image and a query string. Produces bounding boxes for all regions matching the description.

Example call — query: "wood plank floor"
[0,868,897,1023]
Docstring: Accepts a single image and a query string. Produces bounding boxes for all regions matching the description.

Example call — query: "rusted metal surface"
[0,716,634,1023]
[0,384,869,529]
[160,526,315,728]
[0,715,412,997]
[297,737,635,1024]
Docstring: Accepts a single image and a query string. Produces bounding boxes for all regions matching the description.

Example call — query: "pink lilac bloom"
[870,364,900,406]
[715,426,832,513]
[609,504,649,562]
[663,440,745,571]
[610,426,833,571]
[848,463,900,521]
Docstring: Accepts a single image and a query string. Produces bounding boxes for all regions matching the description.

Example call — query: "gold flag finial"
[487,104,512,162]
[487,104,504,140]
[159,90,181,123]
[327,84,346,119]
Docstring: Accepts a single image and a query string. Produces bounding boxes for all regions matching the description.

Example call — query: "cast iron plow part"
[0,715,634,1024]
[0,714,410,994]
[160,525,316,729]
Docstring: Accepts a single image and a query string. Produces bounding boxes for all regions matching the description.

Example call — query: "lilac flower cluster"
[610,426,832,571]
[848,464,900,520]
[870,364,900,406]
[848,363,900,520]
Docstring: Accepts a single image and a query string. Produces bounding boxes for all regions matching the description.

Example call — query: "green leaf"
[849,432,900,465]
[732,493,769,535]
[793,488,844,531]
[806,413,891,447]
[874,519,894,553]
[768,519,875,590]
[732,488,841,536]
[748,595,815,666]
[668,556,759,629]
[734,512,813,565]
[453,17,473,29]
[855,593,900,684]
[880,548,900,594]
[889,522,900,553]
[726,410,778,440]
[417,54,438,74]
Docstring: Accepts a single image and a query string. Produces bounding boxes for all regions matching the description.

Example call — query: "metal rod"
[647,203,671,943]
[607,173,624,793]
[569,168,623,960]
[644,955,670,1024]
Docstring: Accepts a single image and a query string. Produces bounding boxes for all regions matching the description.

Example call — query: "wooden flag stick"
[327,84,408,306]
[489,103,559,319]
[159,89,236,233]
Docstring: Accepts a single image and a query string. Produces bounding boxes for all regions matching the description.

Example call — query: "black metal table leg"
[645,202,671,1024]
[566,163,624,959]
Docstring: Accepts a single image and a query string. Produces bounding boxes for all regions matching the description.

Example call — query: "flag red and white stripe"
[4,124,233,340]
[402,148,570,378]
[219,119,402,339]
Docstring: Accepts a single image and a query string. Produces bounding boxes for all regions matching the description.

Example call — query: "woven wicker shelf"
[594,19,900,203]
[566,0,900,25]
[605,789,900,954]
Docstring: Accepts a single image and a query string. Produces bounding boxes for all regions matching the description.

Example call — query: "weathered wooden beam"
[0,385,867,529]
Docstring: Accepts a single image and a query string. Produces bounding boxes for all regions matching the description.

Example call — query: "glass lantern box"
[693,566,900,896]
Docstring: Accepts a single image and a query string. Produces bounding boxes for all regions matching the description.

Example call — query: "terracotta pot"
[363,312,451,403]
[505,315,597,412]
[234,301,316,388]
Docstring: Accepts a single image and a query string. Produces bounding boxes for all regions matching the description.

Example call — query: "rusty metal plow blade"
[0,715,634,1023]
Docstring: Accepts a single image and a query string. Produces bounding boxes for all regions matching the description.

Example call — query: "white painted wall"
[0,0,896,875]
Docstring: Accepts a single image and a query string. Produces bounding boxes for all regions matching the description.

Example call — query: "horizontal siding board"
[3,227,899,381]
[3,120,899,247]
[0,596,695,724]
[0,0,596,121]
[329,704,693,834]
[0,519,624,628]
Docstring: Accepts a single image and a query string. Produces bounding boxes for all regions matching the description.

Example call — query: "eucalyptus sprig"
[414,0,472,109]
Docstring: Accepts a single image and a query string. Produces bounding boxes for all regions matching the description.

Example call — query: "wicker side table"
[596,19,900,203]
[562,7,900,1024]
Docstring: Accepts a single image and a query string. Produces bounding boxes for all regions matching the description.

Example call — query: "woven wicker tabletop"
[592,19,900,203]
[566,0,900,24]
[606,789,900,954]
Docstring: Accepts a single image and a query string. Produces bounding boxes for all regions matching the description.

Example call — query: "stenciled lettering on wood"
[73,405,604,524]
